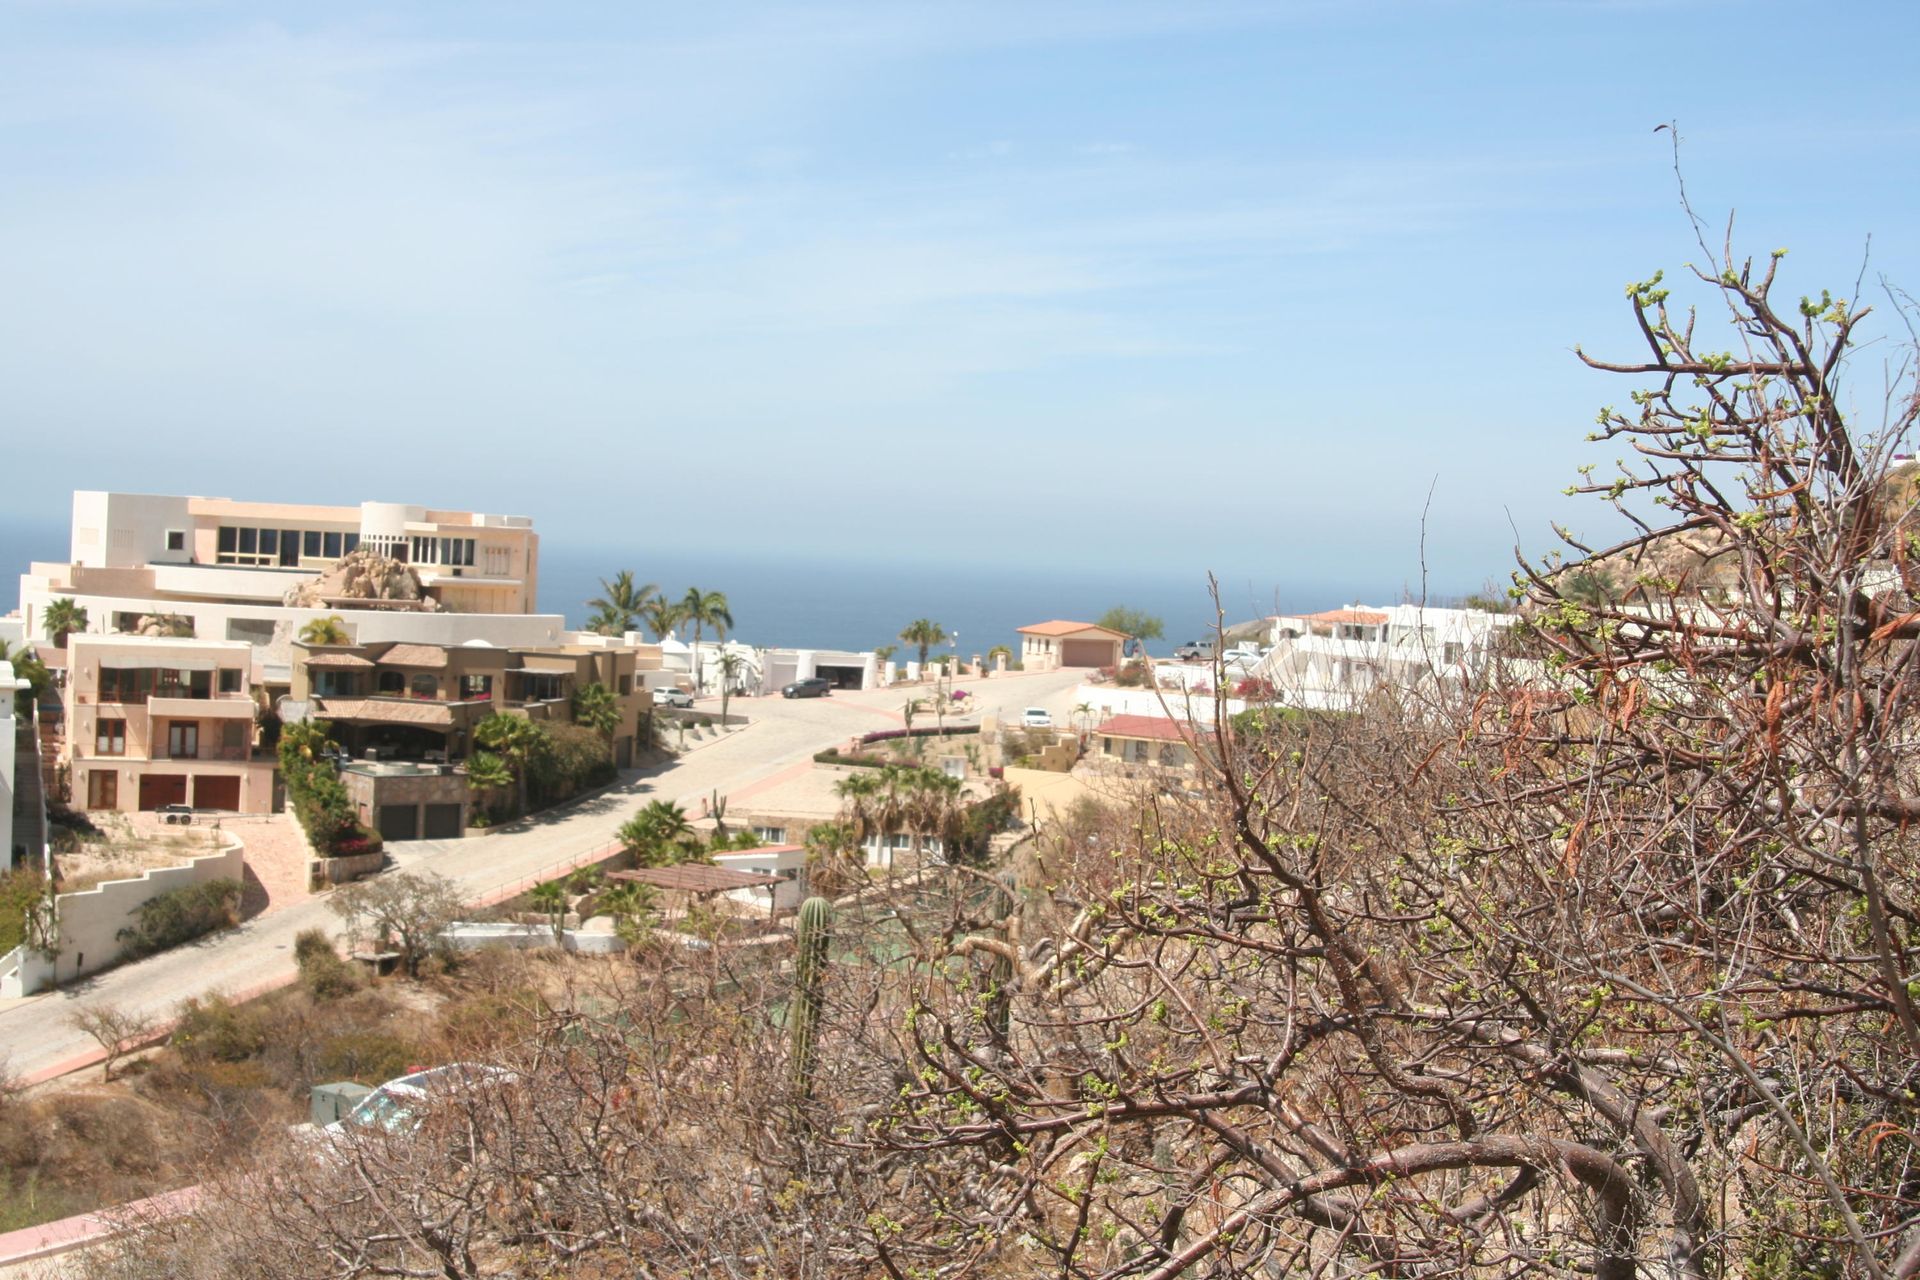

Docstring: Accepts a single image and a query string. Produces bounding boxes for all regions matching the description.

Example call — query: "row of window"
[98,667,243,702]
[408,536,478,567]
[215,525,362,567]
[93,717,248,757]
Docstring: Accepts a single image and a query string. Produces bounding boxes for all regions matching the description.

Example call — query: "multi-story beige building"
[64,635,276,814]
[291,638,657,770]
[16,493,562,667]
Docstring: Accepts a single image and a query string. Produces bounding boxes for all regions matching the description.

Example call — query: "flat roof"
[608,864,783,893]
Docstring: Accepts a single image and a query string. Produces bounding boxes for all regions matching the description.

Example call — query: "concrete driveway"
[0,665,1086,1084]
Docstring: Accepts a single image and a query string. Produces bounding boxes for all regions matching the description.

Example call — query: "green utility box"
[310,1081,373,1126]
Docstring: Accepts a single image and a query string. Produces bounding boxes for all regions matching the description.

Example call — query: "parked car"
[1021,708,1054,728]
[156,803,194,825]
[654,688,695,709]
[783,677,831,699]
[1172,641,1215,661]
[1222,644,1266,666]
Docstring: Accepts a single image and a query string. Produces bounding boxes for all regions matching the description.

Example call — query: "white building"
[1248,604,1517,711]
[13,492,567,684]
[2,659,32,870]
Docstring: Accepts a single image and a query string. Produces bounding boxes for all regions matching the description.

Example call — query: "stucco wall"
[0,835,245,995]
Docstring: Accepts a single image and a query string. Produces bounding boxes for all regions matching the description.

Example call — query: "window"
[459,674,493,701]
[166,530,185,552]
[95,718,126,755]
[218,526,237,554]
[754,826,787,844]
[320,671,360,697]
[88,770,117,808]
[522,672,564,701]
[484,545,511,576]
[259,528,279,556]
[167,722,199,759]
[219,668,243,694]
[618,675,632,695]
[303,531,322,558]
[222,721,246,751]
[323,531,343,558]
[343,533,360,553]
[377,670,405,695]
[409,674,438,699]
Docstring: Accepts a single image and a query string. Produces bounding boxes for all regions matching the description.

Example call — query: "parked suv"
[1172,641,1215,661]
[654,688,695,709]
[1021,707,1054,728]
[783,677,831,699]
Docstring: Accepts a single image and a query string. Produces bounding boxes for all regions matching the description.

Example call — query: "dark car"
[782,677,831,699]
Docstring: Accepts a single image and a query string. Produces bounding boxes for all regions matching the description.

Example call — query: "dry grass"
[52,815,226,895]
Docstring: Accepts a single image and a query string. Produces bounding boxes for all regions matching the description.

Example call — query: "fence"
[472,837,628,908]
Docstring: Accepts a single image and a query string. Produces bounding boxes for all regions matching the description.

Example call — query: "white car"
[654,688,695,709]
[1021,708,1054,728]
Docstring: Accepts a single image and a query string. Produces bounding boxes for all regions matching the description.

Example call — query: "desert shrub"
[171,994,269,1064]
[812,749,889,768]
[1112,659,1151,688]
[311,1031,415,1085]
[0,868,50,954]
[530,721,614,805]
[331,824,383,858]
[293,929,359,1000]
[116,878,242,960]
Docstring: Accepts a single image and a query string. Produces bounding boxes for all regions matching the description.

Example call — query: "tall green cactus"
[790,896,833,1096]
[985,871,1017,1049]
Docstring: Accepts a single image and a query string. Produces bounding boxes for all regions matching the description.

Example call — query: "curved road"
[0,668,1085,1083]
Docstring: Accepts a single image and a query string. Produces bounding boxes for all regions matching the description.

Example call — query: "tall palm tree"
[464,751,513,817]
[299,615,350,646]
[474,714,548,818]
[641,594,684,642]
[1073,701,1095,735]
[901,767,964,863]
[618,799,697,866]
[716,651,746,722]
[898,619,946,671]
[586,571,657,637]
[803,820,861,897]
[832,772,885,852]
[0,640,49,711]
[680,589,734,692]
[42,598,88,650]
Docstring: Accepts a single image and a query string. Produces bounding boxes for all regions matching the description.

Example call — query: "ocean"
[0,516,1379,657]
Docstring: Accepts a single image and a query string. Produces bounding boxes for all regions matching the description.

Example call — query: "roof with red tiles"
[1093,715,1195,743]
[1302,609,1388,626]
[1017,620,1130,639]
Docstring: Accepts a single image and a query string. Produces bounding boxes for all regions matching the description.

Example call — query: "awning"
[312,698,455,729]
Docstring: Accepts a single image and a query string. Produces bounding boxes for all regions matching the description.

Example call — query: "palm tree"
[0,640,49,712]
[474,714,548,818]
[586,571,657,637]
[571,682,620,741]
[597,881,657,943]
[464,750,513,820]
[529,880,568,943]
[901,767,964,863]
[42,598,87,650]
[987,644,1012,670]
[299,615,350,646]
[804,820,861,897]
[716,651,746,722]
[898,619,946,671]
[874,644,897,669]
[1072,701,1095,735]
[618,799,697,866]
[832,772,885,852]
[641,595,684,642]
[680,589,734,692]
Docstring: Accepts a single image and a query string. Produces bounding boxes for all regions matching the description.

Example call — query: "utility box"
[310,1081,373,1127]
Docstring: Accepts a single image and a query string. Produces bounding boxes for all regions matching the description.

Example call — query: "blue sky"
[2,1,1916,596]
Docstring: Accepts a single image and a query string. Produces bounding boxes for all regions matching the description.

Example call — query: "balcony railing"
[150,745,260,763]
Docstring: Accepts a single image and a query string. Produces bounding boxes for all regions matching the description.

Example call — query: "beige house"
[65,635,276,814]
[291,639,657,768]
[1017,620,1129,671]
[1091,714,1198,770]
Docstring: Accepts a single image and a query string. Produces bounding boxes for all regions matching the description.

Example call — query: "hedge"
[858,725,982,746]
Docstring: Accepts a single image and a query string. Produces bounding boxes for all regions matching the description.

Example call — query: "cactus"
[790,896,833,1096]
[985,870,1018,1050]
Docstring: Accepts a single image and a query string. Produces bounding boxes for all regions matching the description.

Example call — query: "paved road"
[0,667,1085,1083]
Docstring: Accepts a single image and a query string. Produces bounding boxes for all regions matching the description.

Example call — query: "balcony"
[149,694,257,720]
[149,744,267,763]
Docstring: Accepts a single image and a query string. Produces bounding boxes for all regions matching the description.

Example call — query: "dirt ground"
[50,815,227,895]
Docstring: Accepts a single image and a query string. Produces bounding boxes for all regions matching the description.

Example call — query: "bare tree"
[328,870,465,978]
[71,1004,158,1082]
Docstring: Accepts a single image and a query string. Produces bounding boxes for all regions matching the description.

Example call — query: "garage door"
[1061,639,1115,667]
[377,804,420,842]
[816,664,864,690]
[422,804,464,840]
[138,774,189,810]
[193,776,241,812]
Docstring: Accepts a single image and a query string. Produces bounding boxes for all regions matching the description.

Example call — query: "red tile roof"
[1302,609,1388,626]
[1017,620,1129,639]
[1094,715,1196,743]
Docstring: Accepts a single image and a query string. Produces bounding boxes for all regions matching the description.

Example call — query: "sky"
[2,0,1917,597]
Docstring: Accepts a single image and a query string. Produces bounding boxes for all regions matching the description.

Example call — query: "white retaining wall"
[440,921,627,955]
[0,836,245,997]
